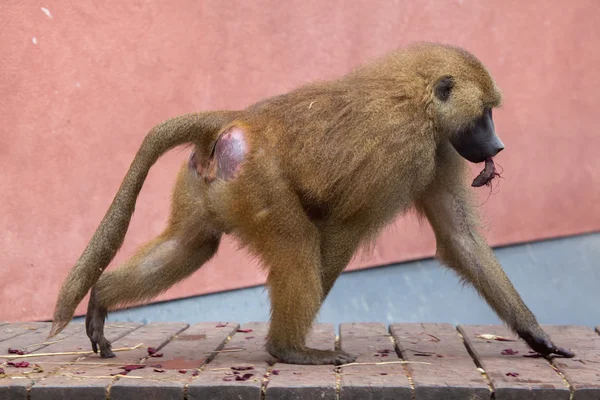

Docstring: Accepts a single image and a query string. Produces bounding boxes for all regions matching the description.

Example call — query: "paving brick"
[0,322,50,343]
[0,322,85,400]
[28,322,178,400]
[266,323,337,400]
[339,323,411,400]
[110,321,239,400]
[459,324,570,400]
[188,322,272,400]
[391,322,490,400]
[543,325,600,400]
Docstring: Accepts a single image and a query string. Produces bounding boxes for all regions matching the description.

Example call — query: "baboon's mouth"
[471,157,498,187]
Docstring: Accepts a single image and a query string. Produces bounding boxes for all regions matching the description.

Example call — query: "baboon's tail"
[49,111,237,337]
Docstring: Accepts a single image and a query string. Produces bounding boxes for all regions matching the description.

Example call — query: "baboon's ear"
[434,75,454,102]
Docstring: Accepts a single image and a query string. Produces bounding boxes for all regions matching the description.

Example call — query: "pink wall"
[1,1,599,321]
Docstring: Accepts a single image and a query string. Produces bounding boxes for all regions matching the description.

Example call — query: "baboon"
[50,43,574,365]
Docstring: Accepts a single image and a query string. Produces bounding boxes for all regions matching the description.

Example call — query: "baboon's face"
[432,74,504,164]
[449,108,504,164]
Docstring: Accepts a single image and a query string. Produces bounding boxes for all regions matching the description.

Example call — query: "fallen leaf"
[120,365,145,372]
[7,361,29,368]
[153,368,165,373]
[192,370,199,376]
[501,349,519,355]
[476,334,515,342]
[179,369,187,374]
[235,373,254,381]
[271,370,280,375]
[147,347,163,357]
[8,348,26,355]
[505,372,520,377]
[237,329,253,333]
[380,372,388,375]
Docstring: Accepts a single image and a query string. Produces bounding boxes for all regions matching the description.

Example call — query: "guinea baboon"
[50,43,574,365]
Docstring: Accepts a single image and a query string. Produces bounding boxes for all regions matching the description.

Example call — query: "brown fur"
[50,43,573,364]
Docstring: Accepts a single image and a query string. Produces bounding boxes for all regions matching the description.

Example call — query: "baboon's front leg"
[417,180,574,358]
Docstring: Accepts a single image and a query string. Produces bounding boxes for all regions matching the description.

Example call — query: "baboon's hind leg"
[319,224,363,300]
[86,164,222,357]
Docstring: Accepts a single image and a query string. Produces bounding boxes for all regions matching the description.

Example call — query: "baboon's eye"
[434,76,454,102]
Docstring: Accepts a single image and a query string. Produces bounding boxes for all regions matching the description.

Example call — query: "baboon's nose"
[491,136,505,156]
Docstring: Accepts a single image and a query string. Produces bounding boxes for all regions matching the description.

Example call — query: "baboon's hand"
[518,330,575,358]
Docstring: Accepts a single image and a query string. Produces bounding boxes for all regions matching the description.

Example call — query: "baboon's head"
[425,44,505,164]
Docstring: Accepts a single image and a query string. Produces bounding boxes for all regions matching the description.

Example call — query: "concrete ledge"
[1,321,598,399]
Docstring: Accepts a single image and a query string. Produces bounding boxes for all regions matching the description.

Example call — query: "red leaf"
[179,369,187,374]
[237,329,253,333]
[8,348,26,355]
[271,370,280,375]
[120,364,145,372]
[505,372,520,377]
[145,346,163,357]
[154,368,165,373]
[192,371,199,376]
[231,366,254,371]
[7,361,29,368]
[501,348,519,356]
[235,373,254,381]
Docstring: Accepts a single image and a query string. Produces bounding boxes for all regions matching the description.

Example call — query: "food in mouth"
[472,157,498,187]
